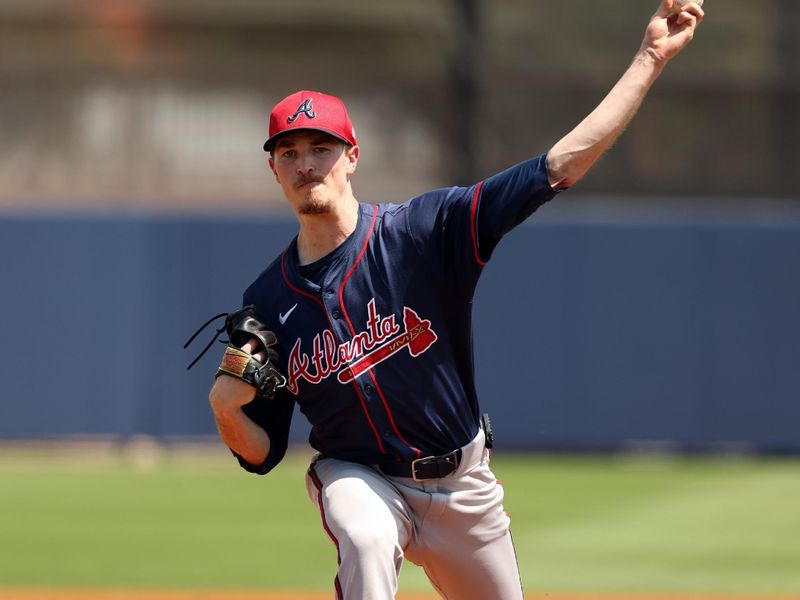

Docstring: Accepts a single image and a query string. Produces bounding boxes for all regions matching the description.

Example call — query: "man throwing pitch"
[207,2,704,598]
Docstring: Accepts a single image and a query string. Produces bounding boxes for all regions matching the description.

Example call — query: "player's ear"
[268,156,281,183]
[345,145,359,176]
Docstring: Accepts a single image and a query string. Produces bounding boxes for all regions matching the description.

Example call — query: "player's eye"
[280,150,296,159]
[313,146,330,154]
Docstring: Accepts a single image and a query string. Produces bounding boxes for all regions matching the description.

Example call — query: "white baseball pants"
[305,430,523,600]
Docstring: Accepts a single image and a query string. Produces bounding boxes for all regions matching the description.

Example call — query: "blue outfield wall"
[1,206,799,453]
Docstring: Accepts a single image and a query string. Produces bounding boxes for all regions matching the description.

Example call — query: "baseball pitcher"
[197,2,704,598]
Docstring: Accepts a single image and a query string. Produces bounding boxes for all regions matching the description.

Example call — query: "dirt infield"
[2,591,799,600]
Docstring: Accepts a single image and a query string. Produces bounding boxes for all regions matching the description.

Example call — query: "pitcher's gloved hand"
[216,307,286,400]
[184,305,287,401]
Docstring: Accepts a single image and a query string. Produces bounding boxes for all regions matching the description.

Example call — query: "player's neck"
[296,195,360,265]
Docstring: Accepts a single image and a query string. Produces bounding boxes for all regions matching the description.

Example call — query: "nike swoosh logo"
[278,303,298,325]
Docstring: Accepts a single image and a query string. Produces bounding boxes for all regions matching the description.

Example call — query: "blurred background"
[1,0,799,597]
[1,0,799,209]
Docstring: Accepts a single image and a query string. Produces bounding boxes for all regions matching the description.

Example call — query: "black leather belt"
[378,448,462,481]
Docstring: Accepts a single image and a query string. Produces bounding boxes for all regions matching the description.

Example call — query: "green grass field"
[1,443,799,596]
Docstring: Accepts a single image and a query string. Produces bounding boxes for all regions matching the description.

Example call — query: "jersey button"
[364,384,374,395]
[331,308,341,319]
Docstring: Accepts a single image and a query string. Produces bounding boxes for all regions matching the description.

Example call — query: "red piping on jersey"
[338,204,423,460]
[281,248,324,307]
[281,247,388,455]
[470,181,488,267]
[308,460,344,600]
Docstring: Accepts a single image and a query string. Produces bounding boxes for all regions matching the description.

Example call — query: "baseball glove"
[184,305,287,400]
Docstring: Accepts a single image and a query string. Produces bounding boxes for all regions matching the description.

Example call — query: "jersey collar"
[283,203,377,296]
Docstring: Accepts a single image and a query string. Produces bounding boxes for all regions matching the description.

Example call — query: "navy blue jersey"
[237,154,559,473]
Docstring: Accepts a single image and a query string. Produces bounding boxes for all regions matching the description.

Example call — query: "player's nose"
[295,150,315,175]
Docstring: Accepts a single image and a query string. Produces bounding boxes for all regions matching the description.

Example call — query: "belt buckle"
[410,450,459,481]
[410,455,432,482]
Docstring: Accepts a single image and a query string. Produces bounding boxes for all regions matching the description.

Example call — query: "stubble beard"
[297,192,333,215]
[293,176,335,215]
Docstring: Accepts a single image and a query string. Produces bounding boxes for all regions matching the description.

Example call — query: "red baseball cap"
[263,90,358,152]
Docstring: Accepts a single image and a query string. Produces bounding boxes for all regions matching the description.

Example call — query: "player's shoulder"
[242,247,288,305]
[377,185,472,221]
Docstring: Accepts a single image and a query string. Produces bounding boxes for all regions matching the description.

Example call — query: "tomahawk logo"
[285,299,438,394]
[287,98,316,123]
